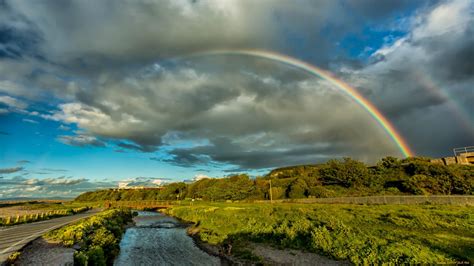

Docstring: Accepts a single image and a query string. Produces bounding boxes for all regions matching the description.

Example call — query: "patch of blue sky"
[338,26,407,61]
[0,111,238,182]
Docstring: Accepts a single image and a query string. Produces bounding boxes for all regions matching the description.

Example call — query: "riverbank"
[186,226,237,265]
[187,226,345,265]
[165,203,474,264]
[15,238,75,265]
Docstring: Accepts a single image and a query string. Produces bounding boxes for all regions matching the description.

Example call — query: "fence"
[453,146,474,156]
[255,195,474,205]
[0,206,90,226]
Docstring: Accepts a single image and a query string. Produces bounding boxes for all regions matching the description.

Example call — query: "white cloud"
[118,177,169,188]
[343,0,474,155]
[0,95,27,110]
[194,174,210,181]
[412,0,471,40]
[22,118,39,124]
[0,175,114,199]
[57,134,106,148]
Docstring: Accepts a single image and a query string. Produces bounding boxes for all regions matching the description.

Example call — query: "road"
[0,209,99,263]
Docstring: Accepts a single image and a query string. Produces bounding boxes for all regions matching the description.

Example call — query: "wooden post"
[269,180,273,204]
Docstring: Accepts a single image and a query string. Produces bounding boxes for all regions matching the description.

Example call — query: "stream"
[114,211,221,266]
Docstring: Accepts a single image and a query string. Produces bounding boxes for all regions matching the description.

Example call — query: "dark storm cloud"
[0,1,41,59]
[0,167,24,174]
[2,0,277,67]
[164,137,351,169]
[428,29,474,81]
[0,0,472,172]
[162,152,212,168]
[45,63,400,167]
[0,0,426,70]
[343,0,474,156]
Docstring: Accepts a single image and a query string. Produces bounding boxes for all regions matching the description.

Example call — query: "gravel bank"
[16,238,74,266]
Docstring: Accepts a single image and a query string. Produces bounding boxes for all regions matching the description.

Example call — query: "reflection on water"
[114,211,220,266]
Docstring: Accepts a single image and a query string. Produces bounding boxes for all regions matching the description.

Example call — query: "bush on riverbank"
[45,209,133,265]
[165,203,474,264]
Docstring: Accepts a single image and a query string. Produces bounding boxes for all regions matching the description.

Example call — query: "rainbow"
[183,49,414,157]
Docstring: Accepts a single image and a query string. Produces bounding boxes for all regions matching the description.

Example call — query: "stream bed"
[114,211,221,266]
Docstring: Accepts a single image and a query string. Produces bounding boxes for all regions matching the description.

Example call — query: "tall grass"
[166,203,474,264]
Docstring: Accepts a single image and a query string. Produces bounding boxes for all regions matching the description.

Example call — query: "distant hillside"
[75,156,473,202]
[0,197,73,202]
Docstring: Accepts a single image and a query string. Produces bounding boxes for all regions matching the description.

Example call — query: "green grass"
[18,201,93,210]
[165,203,474,264]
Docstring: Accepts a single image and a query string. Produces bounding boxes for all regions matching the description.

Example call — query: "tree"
[319,158,369,188]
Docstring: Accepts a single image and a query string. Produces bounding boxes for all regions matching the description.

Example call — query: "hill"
[75,156,473,202]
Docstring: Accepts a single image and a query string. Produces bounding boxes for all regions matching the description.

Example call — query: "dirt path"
[250,243,349,266]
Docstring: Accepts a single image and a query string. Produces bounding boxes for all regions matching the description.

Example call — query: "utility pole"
[269,179,273,204]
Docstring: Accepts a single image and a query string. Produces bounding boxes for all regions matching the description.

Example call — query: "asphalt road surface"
[0,209,99,264]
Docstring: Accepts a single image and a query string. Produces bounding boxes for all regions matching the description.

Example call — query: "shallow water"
[114,211,220,266]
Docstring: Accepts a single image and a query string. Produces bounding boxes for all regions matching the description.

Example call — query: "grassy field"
[0,201,92,217]
[165,203,474,264]
[0,201,93,226]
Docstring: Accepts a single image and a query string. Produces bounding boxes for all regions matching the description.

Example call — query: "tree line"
[75,156,473,202]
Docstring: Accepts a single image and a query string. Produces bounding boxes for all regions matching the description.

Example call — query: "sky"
[0,0,473,198]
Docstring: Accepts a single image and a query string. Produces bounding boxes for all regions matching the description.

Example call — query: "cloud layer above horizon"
[0,0,473,197]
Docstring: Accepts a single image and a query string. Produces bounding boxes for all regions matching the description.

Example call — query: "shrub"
[85,246,107,266]
[47,209,132,265]
[287,178,309,199]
